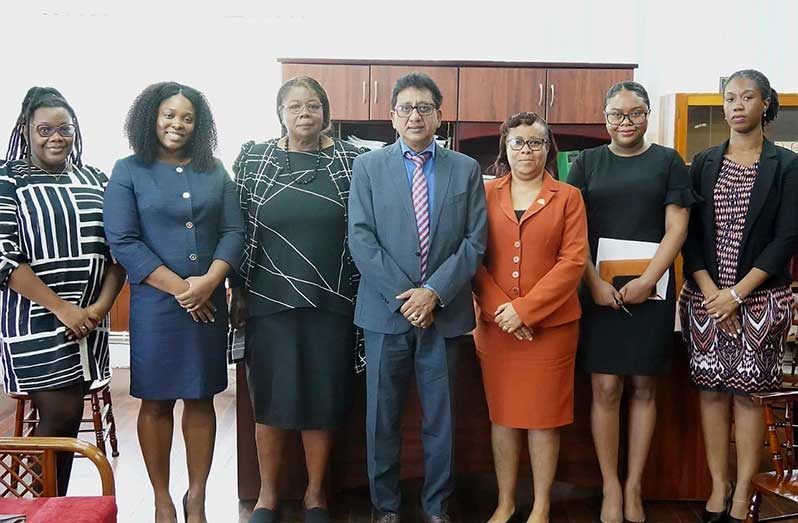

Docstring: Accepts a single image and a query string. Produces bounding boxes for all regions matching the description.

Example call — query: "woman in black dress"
[680,70,798,523]
[229,76,363,523]
[567,81,695,523]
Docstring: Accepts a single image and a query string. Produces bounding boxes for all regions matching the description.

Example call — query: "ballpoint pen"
[614,297,633,317]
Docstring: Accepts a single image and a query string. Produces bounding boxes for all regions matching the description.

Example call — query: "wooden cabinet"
[546,68,632,123]
[458,66,631,124]
[370,65,458,121]
[281,63,370,121]
[282,63,458,121]
[458,67,546,122]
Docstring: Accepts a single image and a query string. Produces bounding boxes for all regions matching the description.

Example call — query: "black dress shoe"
[425,514,453,523]
[375,512,400,523]
[305,507,331,523]
[250,507,280,523]
[727,517,744,523]
[700,509,726,523]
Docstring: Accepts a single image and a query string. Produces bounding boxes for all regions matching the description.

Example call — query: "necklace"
[27,158,71,180]
[283,135,325,185]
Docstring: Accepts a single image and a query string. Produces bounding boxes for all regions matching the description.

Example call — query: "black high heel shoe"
[701,481,734,523]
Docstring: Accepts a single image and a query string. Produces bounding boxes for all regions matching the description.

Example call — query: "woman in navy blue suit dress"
[104,82,244,523]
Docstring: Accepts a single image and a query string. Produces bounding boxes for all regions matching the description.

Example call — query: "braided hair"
[5,86,83,167]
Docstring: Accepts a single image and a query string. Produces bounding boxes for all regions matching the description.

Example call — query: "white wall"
[2,0,797,174]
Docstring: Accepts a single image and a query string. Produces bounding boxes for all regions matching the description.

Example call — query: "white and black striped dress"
[0,159,112,393]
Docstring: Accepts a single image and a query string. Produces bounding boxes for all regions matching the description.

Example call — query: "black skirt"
[245,308,355,429]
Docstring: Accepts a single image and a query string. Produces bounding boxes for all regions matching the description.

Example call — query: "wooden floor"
[36,369,798,522]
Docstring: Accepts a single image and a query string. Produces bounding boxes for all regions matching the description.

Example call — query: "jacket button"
[513,256,520,263]
[186,222,194,229]
[189,253,197,261]
[176,166,184,174]
[182,192,191,199]
[514,241,521,248]
[512,271,519,278]
[512,287,520,295]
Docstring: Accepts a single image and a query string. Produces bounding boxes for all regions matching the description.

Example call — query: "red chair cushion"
[0,496,117,522]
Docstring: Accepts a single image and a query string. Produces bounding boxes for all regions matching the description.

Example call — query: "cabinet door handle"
[549,84,555,107]
[373,81,378,104]
[362,81,367,105]
[538,83,543,107]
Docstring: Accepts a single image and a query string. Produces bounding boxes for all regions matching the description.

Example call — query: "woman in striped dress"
[680,69,798,523]
[0,87,126,495]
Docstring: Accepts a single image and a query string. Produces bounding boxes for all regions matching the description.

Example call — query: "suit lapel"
[495,175,517,224]
[519,172,559,224]
[741,139,779,248]
[385,142,415,222]
[429,144,453,242]
[701,142,726,264]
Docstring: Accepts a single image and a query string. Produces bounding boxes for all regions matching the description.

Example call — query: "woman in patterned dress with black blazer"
[0,87,126,495]
[680,69,798,523]
[229,76,364,523]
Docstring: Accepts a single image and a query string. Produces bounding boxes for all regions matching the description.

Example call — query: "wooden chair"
[10,378,119,457]
[0,437,115,498]
[746,390,798,522]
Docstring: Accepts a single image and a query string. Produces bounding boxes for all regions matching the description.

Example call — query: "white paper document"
[595,237,668,300]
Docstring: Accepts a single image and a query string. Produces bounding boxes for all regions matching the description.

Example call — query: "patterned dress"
[0,160,112,393]
[232,138,365,428]
[680,158,793,393]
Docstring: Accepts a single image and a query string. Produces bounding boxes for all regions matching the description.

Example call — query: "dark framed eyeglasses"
[393,103,437,118]
[507,137,548,152]
[33,123,76,138]
[281,102,323,115]
[604,110,649,125]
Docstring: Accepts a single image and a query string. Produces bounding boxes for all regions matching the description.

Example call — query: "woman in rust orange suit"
[473,112,587,523]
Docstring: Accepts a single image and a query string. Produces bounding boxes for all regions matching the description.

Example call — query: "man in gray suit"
[348,73,487,523]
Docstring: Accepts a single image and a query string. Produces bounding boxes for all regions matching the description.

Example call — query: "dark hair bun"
[764,88,780,124]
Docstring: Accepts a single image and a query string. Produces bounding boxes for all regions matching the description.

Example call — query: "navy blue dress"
[104,156,244,400]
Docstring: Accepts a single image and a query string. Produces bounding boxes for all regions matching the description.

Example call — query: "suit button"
[514,241,521,248]
[415,251,421,256]
[182,192,191,199]
[513,256,520,263]
[512,287,520,295]
[189,253,197,261]
[186,222,194,229]
[176,166,184,174]
[512,271,519,278]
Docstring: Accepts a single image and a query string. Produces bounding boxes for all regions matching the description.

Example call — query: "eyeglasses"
[281,102,323,115]
[604,110,649,125]
[33,123,76,138]
[507,137,548,152]
[393,103,437,118]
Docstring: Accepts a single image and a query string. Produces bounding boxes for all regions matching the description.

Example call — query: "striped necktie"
[405,151,432,280]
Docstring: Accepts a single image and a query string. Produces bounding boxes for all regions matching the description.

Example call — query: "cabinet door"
[370,65,459,121]
[458,67,546,122]
[546,68,632,124]
[282,64,370,121]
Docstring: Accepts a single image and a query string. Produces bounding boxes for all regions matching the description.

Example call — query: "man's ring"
[80,326,87,331]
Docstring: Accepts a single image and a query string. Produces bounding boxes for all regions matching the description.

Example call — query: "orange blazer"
[473,172,587,328]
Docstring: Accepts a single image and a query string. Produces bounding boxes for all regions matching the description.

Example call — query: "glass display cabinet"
[661,92,798,164]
